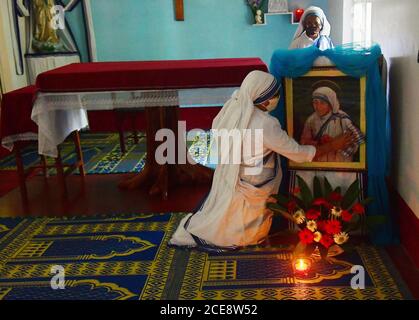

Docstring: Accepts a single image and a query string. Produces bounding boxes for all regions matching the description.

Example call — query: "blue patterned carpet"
[0,132,211,175]
[0,213,412,300]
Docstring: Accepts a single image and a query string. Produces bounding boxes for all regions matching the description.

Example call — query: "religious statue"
[14,0,94,83]
[255,10,263,24]
[31,0,66,53]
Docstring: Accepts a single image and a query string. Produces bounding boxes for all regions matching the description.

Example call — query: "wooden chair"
[14,130,85,202]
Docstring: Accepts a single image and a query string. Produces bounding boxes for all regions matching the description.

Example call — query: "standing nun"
[289,6,334,50]
[289,6,334,66]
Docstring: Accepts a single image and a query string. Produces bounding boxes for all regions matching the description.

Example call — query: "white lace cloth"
[15,87,236,157]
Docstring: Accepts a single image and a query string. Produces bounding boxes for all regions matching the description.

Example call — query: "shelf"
[252,11,300,26]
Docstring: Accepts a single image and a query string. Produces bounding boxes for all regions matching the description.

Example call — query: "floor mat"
[0,213,412,300]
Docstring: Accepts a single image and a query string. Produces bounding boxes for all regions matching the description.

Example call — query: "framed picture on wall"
[268,0,289,13]
[285,68,367,171]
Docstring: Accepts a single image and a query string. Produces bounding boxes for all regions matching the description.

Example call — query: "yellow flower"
[306,220,317,232]
[313,231,322,242]
[331,206,342,217]
[293,209,306,224]
[334,232,349,245]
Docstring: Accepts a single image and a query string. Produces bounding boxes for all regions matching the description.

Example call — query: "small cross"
[174,0,184,21]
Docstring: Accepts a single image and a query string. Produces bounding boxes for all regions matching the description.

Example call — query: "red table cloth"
[1,58,267,154]
[36,58,268,92]
[0,85,38,140]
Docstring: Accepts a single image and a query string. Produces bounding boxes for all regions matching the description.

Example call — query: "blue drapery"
[270,44,396,245]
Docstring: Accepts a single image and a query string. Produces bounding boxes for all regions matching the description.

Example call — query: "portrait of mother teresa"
[169,71,351,252]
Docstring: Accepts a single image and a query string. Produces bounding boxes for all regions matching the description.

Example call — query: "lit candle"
[294,8,305,23]
[293,258,311,274]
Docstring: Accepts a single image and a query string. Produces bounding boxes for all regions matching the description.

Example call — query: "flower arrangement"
[267,176,374,260]
[247,0,266,24]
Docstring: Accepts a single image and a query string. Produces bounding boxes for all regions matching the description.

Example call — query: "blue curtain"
[270,44,396,245]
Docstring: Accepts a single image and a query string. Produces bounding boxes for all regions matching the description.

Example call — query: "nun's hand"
[330,132,353,151]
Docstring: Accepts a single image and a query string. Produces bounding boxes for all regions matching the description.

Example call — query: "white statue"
[255,10,263,24]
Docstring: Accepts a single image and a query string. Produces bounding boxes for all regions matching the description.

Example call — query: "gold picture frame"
[285,68,367,171]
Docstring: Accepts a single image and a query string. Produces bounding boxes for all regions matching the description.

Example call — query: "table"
[4,58,268,199]
[0,86,85,201]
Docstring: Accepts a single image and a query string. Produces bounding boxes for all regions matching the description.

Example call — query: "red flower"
[341,210,353,222]
[286,200,297,213]
[320,234,334,249]
[328,192,343,202]
[317,220,327,232]
[312,198,333,209]
[325,220,342,235]
[298,228,314,244]
[352,203,365,215]
[291,187,301,195]
[306,208,321,220]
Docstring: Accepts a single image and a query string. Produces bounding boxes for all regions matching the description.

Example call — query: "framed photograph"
[268,0,289,13]
[285,68,367,171]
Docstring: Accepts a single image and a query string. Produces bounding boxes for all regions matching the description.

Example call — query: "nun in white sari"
[289,6,334,66]
[169,71,316,252]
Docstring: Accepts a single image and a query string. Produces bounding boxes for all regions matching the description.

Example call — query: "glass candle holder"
[294,8,305,23]
[293,257,312,275]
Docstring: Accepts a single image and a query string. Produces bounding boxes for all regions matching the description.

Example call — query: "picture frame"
[268,0,289,13]
[285,68,367,171]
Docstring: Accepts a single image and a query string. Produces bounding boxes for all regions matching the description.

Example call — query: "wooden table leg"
[55,146,68,196]
[115,111,127,154]
[14,142,28,202]
[72,130,85,176]
[132,114,139,145]
[119,106,213,199]
[40,155,48,178]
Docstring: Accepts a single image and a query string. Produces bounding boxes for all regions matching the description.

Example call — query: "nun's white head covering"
[292,6,331,41]
[211,70,280,143]
[312,86,340,113]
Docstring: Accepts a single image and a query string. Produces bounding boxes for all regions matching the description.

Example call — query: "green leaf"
[272,193,291,205]
[267,203,296,222]
[291,195,307,211]
[324,176,333,198]
[296,175,313,209]
[342,179,360,209]
[313,176,323,199]
[344,213,363,233]
[360,197,374,206]
[266,202,287,212]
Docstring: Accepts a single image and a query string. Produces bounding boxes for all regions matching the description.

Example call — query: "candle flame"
[295,258,309,272]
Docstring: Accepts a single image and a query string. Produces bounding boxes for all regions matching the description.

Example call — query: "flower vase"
[310,244,345,260]
[294,241,344,262]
